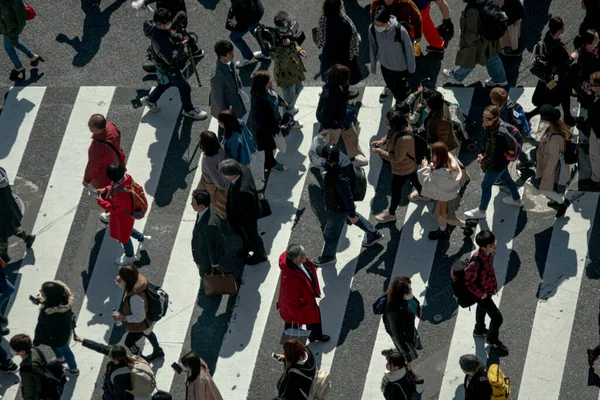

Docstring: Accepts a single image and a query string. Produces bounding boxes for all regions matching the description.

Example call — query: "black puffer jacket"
[277,348,317,400]
[464,369,493,400]
[230,0,264,32]
[480,122,514,173]
[316,82,348,130]
[34,281,75,348]
[322,152,357,217]
[0,168,22,239]
[143,20,186,75]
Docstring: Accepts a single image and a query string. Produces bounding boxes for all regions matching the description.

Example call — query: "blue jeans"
[3,36,34,69]
[148,71,194,112]
[453,54,507,84]
[0,269,15,313]
[479,169,520,211]
[321,210,378,259]
[229,22,270,61]
[52,343,77,370]
[123,228,144,257]
[280,83,303,113]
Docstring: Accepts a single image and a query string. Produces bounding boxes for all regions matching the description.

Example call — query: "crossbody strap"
[94,139,123,163]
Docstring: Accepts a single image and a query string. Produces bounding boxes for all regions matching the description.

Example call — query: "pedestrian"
[270,10,307,127]
[226,0,270,68]
[95,162,150,266]
[466,230,508,356]
[495,0,524,56]
[247,70,289,172]
[32,281,78,375]
[0,0,44,80]
[525,16,576,126]
[198,131,229,219]
[582,71,600,189]
[373,112,425,223]
[418,142,470,240]
[411,0,445,53]
[142,8,208,120]
[0,167,35,265]
[274,338,317,399]
[381,277,424,385]
[82,114,127,224]
[443,0,507,87]
[152,391,173,400]
[210,40,247,132]
[316,64,367,165]
[535,105,571,218]
[315,0,364,86]
[464,106,523,220]
[277,244,331,343]
[0,257,12,336]
[9,334,45,400]
[572,29,600,106]
[218,110,257,167]
[73,334,135,400]
[423,92,459,154]
[112,264,165,361]
[176,351,223,400]
[191,189,225,280]
[580,0,600,35]
[460,354,493,399]
[0,336,17,373]
[219,159,268,265]
[313,144,384,266]
[381,351,417,400]
[369,6,416,105]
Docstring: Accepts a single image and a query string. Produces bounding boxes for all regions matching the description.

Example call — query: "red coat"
[276,252,322,325]
[83,122,126,189]
[97,174,135,244]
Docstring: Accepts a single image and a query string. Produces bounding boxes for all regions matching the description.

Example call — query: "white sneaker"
[115,254,136,266]
[484,78,508,87]
[464,208,486,219]
[409,191,430,202]
[182,107,208,120]
[139,235,151,251]
[253,50,271,61]
[442,68,460,84]
[354,155,368,166]
[292,120,303,129]
[235,57,258,69]
[99,212,110,224]
[131,0,146,9]
[141,96,160,113]
[502,196,523,207]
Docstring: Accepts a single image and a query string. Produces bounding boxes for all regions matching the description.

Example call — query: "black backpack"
[372,292,387,315]
[145,282,169,322]
[403,130,429,165]
[349,160,367,202]
[470,0,508,42]
[20,348,66,400]
[451,255,480,308]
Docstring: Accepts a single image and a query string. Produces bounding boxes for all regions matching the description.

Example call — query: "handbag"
[274,132,287,153]
[225,7,235,31]
[501,0,524,26]
[24,0,36,20]
[257,193,271,219]
[280,323,311,345]
[202,266,238,296]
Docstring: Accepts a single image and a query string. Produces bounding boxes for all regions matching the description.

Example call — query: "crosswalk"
[0,85,599,400]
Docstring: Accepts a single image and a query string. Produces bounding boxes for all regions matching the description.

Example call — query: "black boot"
[428,228,450,240]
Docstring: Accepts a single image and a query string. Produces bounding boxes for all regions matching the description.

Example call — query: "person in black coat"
[219,159,267,265]
[190,189,225,277]
[459,354,493,400]
[275,338,317,400]
[0,167,35,265]
[381,352,417,400]
[247,70,289,172]
[73,334,134,400]
[33,281,78,374]
[227,0,269,67]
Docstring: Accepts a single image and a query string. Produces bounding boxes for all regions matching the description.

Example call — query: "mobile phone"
[271,353,283,362]
[171,362,183,374]
[29,295,40,305]
[88,191,101,198]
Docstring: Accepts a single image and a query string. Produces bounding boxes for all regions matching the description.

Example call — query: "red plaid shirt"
[464,250,498,298]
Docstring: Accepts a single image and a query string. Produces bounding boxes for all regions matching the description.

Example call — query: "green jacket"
[271,43,306,87]
[0,0,27,46]
[19,348,44,400]
[455,6,500,69]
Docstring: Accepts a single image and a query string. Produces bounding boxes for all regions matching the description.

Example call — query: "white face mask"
[116,280,126,289]
[404,293,414,300]
[374,25,388,33]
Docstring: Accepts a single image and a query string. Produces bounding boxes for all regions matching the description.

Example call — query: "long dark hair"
[199,131,221,156]
[430,141,452,171]
[283,338,306,374]
[181,351,208,384]
[118,265,139,293]
[251,70,271,95]
[387,276,411,304]
[41,281,69,309]
[110,345,135,366]
[218,110,242,139]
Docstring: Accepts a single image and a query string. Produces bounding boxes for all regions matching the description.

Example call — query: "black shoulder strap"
[370,24,376,44]
[94,139,122,163]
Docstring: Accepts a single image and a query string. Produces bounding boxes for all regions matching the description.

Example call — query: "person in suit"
[210,40,247,138]
[218,159,267,265]
[191,189,225,278]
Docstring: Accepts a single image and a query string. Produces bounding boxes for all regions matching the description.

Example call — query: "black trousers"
[264,149,278,171]
[475,296,503,343]
[231,222,267,259]
[284,307,323,341]
[125,330,161,355]
[389,172,422,214]
[380,65,409,104]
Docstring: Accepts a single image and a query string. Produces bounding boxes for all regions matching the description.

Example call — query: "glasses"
[483,116,496,121]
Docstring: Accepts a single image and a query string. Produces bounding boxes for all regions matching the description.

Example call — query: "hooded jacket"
[381,367,416,400]
[322,152,356,217]
[143,20,186,75]
[369,16,416,74]
[122,274,152,333]
[0,0,26,46]
[97,174,136,245]
[418,153,462,201]
[0,167,23,239]
[18,348,44,400]
[33,281,74,348]
[277,348,317,400]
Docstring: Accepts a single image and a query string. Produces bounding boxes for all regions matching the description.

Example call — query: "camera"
[255,16,306,51]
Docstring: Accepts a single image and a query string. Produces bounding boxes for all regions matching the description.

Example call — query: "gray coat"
[209,59,246,119]
[191,205,225,276]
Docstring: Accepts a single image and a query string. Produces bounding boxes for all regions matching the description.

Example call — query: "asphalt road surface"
[1,1,599,400]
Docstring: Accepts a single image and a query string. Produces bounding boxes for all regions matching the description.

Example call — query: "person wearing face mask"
[112,265,165,362]
[464,106,523,220]
[572,29,600,106]
[381,351,417,400]
[32,281,78,375]
[381,276,424,385]
[73,334,135,400]
[459,354,493,399]
[174,351,223,400]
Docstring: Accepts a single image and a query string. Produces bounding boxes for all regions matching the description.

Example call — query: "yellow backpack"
[487,364,511,399]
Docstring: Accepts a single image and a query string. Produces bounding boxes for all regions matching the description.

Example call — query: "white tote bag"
[274,132,286,153]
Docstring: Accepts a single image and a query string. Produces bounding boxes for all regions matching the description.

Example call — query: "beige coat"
[379,131,417,176]
[535,129,565,191]
[186,366,223,400]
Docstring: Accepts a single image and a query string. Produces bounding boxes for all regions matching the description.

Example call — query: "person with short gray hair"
[218,158,243,177]
[276,245,330,343]
[459,354,492,399]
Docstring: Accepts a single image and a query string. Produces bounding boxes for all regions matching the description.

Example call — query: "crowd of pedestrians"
[1,0,599,398]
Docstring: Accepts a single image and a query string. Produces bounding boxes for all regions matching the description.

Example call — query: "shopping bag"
[280,323,311,345]
[202,266,238,296]
[274,132,286,153]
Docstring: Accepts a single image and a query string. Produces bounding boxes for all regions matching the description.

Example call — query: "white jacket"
[418,153,462,201]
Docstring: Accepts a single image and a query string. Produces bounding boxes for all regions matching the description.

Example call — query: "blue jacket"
[222,120,257,166]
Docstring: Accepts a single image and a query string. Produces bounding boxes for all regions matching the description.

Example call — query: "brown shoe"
[588,347,598,367]
[410,370,425,385]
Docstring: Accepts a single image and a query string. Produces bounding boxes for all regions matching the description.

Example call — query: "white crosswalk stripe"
[0,86,598,400]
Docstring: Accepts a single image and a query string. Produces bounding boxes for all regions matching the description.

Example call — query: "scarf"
[107,175,127,198]
[316,12,360,61]
[380,367,406,393]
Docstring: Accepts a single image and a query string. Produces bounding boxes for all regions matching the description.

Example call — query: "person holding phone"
[173,351,222,400]
[275,338,317,399]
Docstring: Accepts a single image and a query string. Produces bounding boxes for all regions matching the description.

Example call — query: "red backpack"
[116,180,148,219]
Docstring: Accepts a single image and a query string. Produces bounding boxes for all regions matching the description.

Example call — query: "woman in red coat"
[277,245,330,343]
[96,162,148,266]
